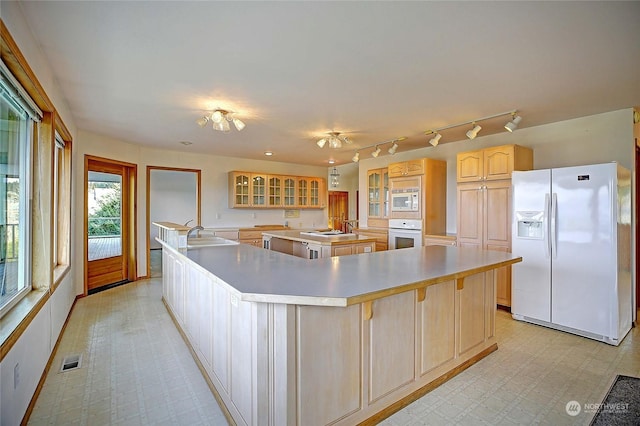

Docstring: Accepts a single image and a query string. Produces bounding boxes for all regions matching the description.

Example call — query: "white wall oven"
[388,219,422,249]
[390,187,419,212]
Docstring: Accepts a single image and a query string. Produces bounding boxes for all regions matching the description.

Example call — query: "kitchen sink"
[187,236,240,248]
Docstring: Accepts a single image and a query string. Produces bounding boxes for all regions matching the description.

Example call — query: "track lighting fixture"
[316,132,352,149]
[424,110,520,147]
[466,123,482,140]
[349,136,405,161]
[428,132,442,147]
[197,109,245,132]
[504,114,522,132]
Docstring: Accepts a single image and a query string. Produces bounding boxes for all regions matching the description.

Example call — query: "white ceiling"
[15,1,640,167]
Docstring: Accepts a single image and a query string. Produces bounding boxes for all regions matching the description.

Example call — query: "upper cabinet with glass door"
[229,171,326,209]
[367,168,389,219]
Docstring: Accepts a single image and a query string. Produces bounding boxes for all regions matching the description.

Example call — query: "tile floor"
[29,266,639,425]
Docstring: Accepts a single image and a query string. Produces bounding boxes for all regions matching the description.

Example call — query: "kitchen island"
[159,237,521,425]
[262,229,377,258]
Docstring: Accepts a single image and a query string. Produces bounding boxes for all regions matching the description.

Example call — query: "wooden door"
[251,174,267,207]
[267,175,283,207]
[85,156,136,294]
[484,180,512,308]
[328,191,349,232]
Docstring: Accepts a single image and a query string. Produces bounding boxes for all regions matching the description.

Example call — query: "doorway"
[146,167,201,278]
[328,191,349,232]
[85,156,137,294]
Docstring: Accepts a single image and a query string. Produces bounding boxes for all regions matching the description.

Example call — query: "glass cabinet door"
[234,173,250,207]
[382,170,389,218]
[268,176,282,206]
[368,170,381,217]
[284,177,296,207]
[297,178,308,207]
[252,174,266,206]
[309,179,320,207]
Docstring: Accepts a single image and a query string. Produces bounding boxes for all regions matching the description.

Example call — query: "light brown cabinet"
[388,159,425,178]
[456,144,533,182]
[355,228,388,251]
[457,180,513,306]
[229,171,326,209]
[367,168,389,219]
[424,234,457,247]
[455,144,533,307]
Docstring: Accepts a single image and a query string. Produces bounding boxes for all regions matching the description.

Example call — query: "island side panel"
[296,304,362,426]
[367,291,416,404]
[419,280,456,376]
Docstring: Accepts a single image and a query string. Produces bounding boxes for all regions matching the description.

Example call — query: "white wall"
[1,3,78,425]
[358,108,636,232]
[73,129,329,288]
[149,170,198,249]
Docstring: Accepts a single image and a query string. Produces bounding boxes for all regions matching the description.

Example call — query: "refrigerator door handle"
[550,193,558,258]
[544,193,551,259]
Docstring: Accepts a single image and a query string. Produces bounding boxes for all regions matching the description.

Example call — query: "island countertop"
[262,229,378,246]
[179,243,521,307]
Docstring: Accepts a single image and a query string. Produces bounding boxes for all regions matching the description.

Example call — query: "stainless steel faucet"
[187,225,204,238]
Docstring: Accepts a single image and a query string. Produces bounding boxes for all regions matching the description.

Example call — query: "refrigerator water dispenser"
[515,211,544,239]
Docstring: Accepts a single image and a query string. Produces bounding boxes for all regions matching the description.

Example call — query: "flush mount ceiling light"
[466,123,482,140]
[504,114,523,132]
[424,110,520,147]
[317,132,352,149]
[197,109,245,132]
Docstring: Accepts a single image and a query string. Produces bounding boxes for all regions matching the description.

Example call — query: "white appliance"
[511,163,632,346]
[388,219,422,249]
[391,187,419,212]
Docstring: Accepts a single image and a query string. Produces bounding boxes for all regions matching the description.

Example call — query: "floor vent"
[60,354,83,372]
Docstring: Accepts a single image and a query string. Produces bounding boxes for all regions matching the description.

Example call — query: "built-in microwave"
[391,188,419,212]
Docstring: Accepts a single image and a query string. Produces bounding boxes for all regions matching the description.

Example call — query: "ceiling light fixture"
[504,114,522,132]
[197,109,245,132]
[428,132,442,147]
[371,146,381,158]
[424,110,520,146]
[352,152,360,163]
[264,151,273,156]
[330,167,340,188]
[466,123,482,140]
[388,142,399,155]
[316,132,352,149]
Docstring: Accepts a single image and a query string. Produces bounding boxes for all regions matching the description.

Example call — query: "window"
[53,132,70,274]
[0,65,39,315]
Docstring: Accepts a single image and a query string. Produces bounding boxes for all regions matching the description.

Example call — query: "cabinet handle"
[417,287,427,302]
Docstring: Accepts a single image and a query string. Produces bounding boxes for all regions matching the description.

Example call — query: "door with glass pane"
[86,157,134,293]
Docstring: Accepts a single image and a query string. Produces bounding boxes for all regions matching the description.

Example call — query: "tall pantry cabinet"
[456,145,533,307]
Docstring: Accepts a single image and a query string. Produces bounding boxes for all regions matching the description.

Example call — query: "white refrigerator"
[511,163,632,346]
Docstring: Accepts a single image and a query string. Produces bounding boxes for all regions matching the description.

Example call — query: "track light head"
[466,124,482,140]
[429,133,442,147]
[352,152,360,163]
[504,115,522,132]
[388,142,398,155]
[371,146,381,158]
